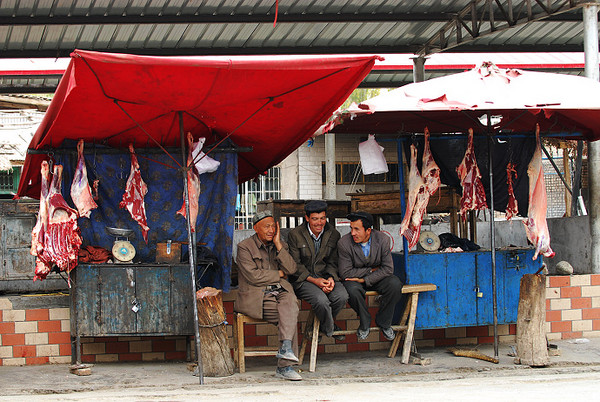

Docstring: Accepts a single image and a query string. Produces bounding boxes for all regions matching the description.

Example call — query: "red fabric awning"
[18,50,380,198]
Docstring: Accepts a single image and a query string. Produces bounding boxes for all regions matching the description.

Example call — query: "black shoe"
[332,324,345,341]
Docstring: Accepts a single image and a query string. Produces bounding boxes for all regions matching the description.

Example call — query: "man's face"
[306,211,327,236]
[350,219,371,244]
[254,217,276,244]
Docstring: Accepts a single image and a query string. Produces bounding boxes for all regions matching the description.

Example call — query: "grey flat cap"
[252,210,273,226]
[305,200,327,214]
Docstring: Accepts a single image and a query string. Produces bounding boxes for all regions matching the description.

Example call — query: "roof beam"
[418,0,596,55]
[0,10,587,26]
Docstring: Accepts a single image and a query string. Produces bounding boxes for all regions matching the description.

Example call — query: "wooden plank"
[346,187,457,215]
[401,293,419,364]
[401,284,437,293]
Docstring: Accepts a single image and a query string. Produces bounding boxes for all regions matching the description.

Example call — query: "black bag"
[438,233,480,251]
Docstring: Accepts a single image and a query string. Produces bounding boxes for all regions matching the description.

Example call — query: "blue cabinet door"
[446,252,478,327]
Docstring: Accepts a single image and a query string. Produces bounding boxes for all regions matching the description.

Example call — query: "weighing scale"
[106,227,136,263]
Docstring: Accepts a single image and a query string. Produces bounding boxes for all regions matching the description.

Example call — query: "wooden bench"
[298,283,437,372]
[232,312,279,373]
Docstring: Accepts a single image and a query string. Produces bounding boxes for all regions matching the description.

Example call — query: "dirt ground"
[1,339,599,400]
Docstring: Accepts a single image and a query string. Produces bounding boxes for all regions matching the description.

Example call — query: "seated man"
[235,210,302,381]
[337,211,403,341]
[288,200,348,340]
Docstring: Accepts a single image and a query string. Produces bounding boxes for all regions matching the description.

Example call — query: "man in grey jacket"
[235,210,302,381]
[337,211,403,341]
[288,200,348,340]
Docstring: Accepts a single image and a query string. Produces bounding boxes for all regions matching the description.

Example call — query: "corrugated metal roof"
[0,0,593,58]
[0,1,596,92]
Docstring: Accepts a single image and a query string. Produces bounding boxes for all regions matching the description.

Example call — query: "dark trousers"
[293,281,348,337]
[343,275,403,331]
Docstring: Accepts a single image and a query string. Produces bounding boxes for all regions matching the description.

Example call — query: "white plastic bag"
[192,138,220,175]
[359,134,388,175]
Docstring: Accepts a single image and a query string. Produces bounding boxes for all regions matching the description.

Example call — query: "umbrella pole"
[179,111,204,384]
[487,112,499,359]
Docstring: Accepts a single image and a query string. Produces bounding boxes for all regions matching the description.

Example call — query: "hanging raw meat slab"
[177,132,201,231]
[400,144,430,248]
[70,139,98,218]
[456,128,488,221]
[505,162,519,220]
[119,144,150,242]
[523,124,555,260]
[35,165,82,281]
[422,127,441,197]
[31,161,50,257]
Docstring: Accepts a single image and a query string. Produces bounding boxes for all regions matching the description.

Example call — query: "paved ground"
[1,338,599,400]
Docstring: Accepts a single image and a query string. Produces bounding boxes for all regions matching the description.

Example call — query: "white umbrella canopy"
[325,62,600,139]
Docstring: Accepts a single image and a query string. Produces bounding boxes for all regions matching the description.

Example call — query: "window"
[235,167,281,230]
[321,162,399,185]
[0,167,20,195]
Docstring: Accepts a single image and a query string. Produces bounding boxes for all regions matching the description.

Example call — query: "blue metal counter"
[392,248,542,330]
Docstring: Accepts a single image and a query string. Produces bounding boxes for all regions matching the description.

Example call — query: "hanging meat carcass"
[505,162,519,221]
[119,144,150,242]
[456,128,488,221]
[177,132,201,231]
[35,165,82,281]
[422,127,441,197]
[70,140,98,218]
[400,144,430,248]
[523,124,555,260]
[31,161,50,257]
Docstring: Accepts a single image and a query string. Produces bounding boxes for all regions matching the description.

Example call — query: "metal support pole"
[487,114,498,359]
[572,141,584,216]
[584,4,600,274]
[325,133,337,200]
[179,111,203,384]
[541,144,572,195]
[397,140,409,272]
[411,56,427,83]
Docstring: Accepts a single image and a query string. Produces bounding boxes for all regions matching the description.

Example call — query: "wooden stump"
[516,274,549,367]
[196,287,234,377]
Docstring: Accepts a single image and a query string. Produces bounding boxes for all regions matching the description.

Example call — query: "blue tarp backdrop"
[58,146,237,292]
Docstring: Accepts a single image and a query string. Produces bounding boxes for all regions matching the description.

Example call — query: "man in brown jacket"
[235,210,301,381]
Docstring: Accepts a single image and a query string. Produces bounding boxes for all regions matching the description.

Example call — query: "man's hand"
[345,277,365,283]
[370,266,380,273]
[322,277,335,294]
[273,222,283,251]
[308,276,329,288]
[278,270,287,279]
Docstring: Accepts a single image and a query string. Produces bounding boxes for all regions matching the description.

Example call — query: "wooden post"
[516,274,549,367]
[196,287,235,377]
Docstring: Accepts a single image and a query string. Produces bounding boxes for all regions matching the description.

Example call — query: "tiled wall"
[545,274,600,340]
[1,274,599,365]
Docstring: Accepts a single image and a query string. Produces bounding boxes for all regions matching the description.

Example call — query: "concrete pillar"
[583,4,600,274]
[411,56,427,83]
[325,133,336,200]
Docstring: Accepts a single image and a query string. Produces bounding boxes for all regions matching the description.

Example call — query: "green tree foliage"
[340,88,383,110]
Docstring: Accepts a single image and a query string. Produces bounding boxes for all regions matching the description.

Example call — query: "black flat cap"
[305,200,327,214]
[252,210,273,226]
[347,211,374,227]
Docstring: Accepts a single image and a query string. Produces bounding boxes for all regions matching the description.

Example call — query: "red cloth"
[78,245,112,264]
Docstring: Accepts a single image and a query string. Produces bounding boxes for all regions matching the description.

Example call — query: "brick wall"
[545,274,600,340]
[2,274,599,365]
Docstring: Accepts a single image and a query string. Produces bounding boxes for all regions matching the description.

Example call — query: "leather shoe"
[381,327,395,341]
[357,327,370,340]
[276,366,302,381]
[276,340,299,362]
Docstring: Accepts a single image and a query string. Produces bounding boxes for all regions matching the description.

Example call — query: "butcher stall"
[323,62,600,356]
[16,50,379,381]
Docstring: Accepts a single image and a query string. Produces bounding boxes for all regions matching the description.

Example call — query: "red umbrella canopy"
[327,62,600,138]
[18,50,381,198]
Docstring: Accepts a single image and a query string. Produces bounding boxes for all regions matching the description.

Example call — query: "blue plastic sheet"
[58,146,237,292]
